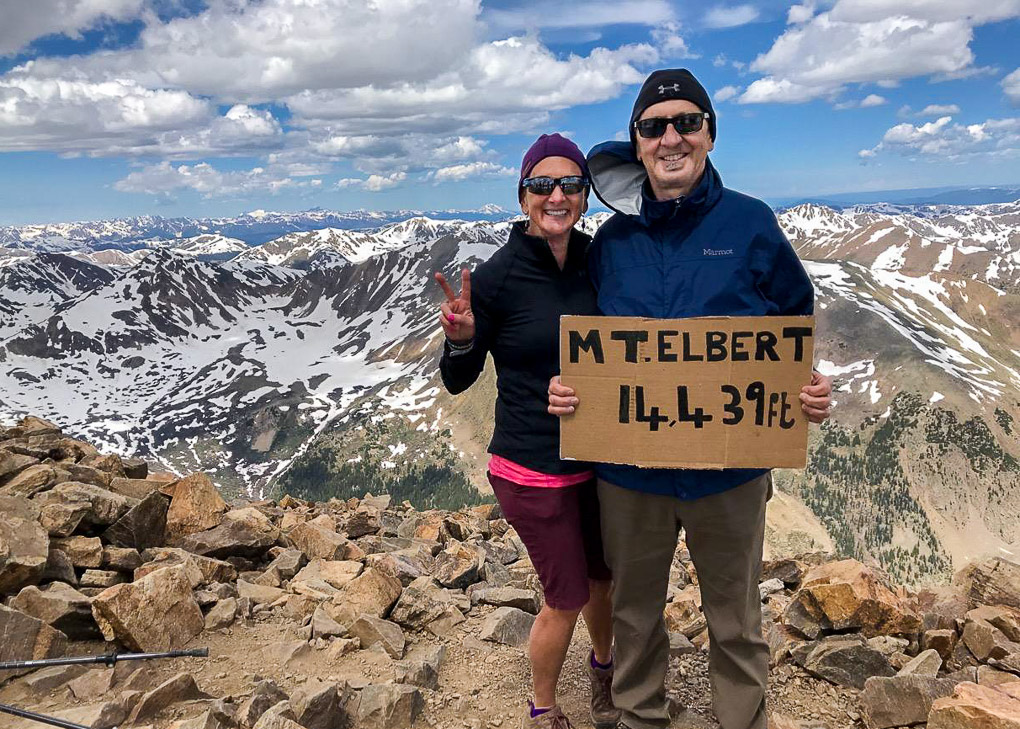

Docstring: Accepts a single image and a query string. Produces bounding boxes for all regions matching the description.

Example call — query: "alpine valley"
[0,201,1017,585]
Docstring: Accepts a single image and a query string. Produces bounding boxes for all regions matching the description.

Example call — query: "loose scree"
[559,315,815,469]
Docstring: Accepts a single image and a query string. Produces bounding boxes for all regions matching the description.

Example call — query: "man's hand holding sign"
[550,315,828,469]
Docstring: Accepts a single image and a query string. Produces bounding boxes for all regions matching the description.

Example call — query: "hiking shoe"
[588,654,621,729]
[522,704,573,729]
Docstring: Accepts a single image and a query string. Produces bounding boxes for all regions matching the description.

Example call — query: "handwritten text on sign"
[558,315,815,469]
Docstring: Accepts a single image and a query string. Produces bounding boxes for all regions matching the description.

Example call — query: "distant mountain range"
[0,199,1017,585]
[772,184,1020,210]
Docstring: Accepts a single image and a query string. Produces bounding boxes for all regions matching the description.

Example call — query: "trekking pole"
[0,648,208,672]
[0,703,95,729]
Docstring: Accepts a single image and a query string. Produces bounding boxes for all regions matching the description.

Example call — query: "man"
[548,68,833,729]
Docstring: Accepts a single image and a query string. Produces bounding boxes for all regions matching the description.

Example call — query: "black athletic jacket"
[439,220,598,474]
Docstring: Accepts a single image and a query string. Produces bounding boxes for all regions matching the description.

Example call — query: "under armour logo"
[658,83,681,94]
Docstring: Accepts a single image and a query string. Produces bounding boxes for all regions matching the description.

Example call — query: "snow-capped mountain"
[1,202,1017,584]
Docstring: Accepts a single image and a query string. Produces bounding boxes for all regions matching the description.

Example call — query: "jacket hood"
[586,140,721,218]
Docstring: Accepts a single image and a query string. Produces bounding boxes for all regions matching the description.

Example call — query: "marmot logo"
[658,83,682,94]
[704,248,734,256]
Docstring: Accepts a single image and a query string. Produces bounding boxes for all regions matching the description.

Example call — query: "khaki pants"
[598,475,770,729]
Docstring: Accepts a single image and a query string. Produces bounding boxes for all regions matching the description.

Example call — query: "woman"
[435,133,617,729]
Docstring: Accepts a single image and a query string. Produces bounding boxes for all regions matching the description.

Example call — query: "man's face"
[635,99,714,200]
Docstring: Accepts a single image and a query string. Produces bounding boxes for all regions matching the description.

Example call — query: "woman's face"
[521,156,586,241]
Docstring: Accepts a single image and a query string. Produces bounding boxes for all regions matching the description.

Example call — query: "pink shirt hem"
[488,455,594,488]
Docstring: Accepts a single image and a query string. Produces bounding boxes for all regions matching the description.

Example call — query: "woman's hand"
[800,371,833,423]
[435,269,475,344]
[548,375,579,416]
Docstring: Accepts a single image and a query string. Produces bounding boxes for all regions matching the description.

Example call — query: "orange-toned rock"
[165,473,228,543]
[928,681,1020,728]
[784,559,921,639]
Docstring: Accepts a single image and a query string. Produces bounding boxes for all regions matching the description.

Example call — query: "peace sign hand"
[435,268,475,344]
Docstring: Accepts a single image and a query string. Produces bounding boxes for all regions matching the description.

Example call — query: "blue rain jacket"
[585,141,814,499]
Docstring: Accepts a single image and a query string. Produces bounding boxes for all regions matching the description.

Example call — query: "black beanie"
[629,68,716,149]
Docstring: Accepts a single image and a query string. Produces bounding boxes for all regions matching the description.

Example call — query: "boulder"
[390,576,457,630]
[251,701,302,729]
[433,541,484,589]
[107,477,163,500]
[128,672,210,724]
[665,588,706,639]
[287,521,352,561]
[79,569,129,589]
[290,680,348,729]
[91,564,204,651]
[784,559,921,639]
[479,606,535,647]
[9,582,100,639]
[0,464,59,497]
[237,579,286,605]
[0,451,39,485]
[52,536,103,568]
[969,605,1020,643]
[349,615,406,659]
[292,559,362,590]
[924,628,959,660]
[179,507,279,559]
[470,586,541,614]
[310,606,346,639]
[102,490,170,551]
[135,547,237,586]
[42,546,77,586]
[791,634,895,689]
[898,648,943,677]
[954,558,1020,611]
[102,546,142,572]
[861,675,961,729]
[122,458,148,480]
[356,684,424,729]
[928,680,1020,728]
[204,598,238,631]
[37,481,137,526]
[39,501,91,537]
[964,617,1020,662]
[324,567,402,627]
[238,680,290,728]
[0,495,49,594]
[346,505,381,538]
[0,603,68,664]
[165,473,229,543]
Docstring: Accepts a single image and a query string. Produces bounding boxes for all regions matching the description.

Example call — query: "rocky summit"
[2,416,1020,729]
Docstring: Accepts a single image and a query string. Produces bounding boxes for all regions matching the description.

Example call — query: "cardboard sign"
[559,315,815,469]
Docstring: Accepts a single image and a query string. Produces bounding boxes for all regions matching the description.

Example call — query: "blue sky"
[0,0,1018,224]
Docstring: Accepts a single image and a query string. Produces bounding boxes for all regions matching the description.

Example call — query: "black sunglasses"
[633,112,711,139]
[521,175,589,196]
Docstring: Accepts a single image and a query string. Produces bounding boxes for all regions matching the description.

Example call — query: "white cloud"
[860,93,886,107]
[485,0,674,31]
[787,2,816,24]
[430,161,516,182]
[114,160,321,197]
[740,0,1020,105]
[1003,68,1020,104]
[703,4,760,28]
[336,172,407,192]
[286,36,657,135]
[651,22,697,58]
[714,85,741,102]
[0,75,215,154]
[860,115,1020,159]
[22,0,483,103]
[0,0,144,56]
[919,103,961,116]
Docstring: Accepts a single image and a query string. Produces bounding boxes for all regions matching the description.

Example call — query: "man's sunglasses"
[521,175,589,196]
[633,112,711,139]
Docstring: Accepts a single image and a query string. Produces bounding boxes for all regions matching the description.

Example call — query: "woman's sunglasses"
[521,175,589,196]
[633,112,711,139]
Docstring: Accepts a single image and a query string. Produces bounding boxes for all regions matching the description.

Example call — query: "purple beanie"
[519,133,589,182]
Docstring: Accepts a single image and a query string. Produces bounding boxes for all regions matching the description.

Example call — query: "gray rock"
[102,490,169,551]
[9,582,99,639]
[0,603,67,669]
[669,632,697,657]
[204,598,238,631]
[179,507,279,559]
[433,541,484,589]
[479,606,535,648]
[349,614,405,659]
[389,576,457,630]
[37,482,137,527]
[791,634,895,689]
[758,578,786,601]
[861,675,960,729]
[356,684,424,729]
[470,586,541,614]
[80,569,126,589]
[290,680,347,729]
[238,680,290,728]
[897,648,943,677]
[128,672,210,723]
